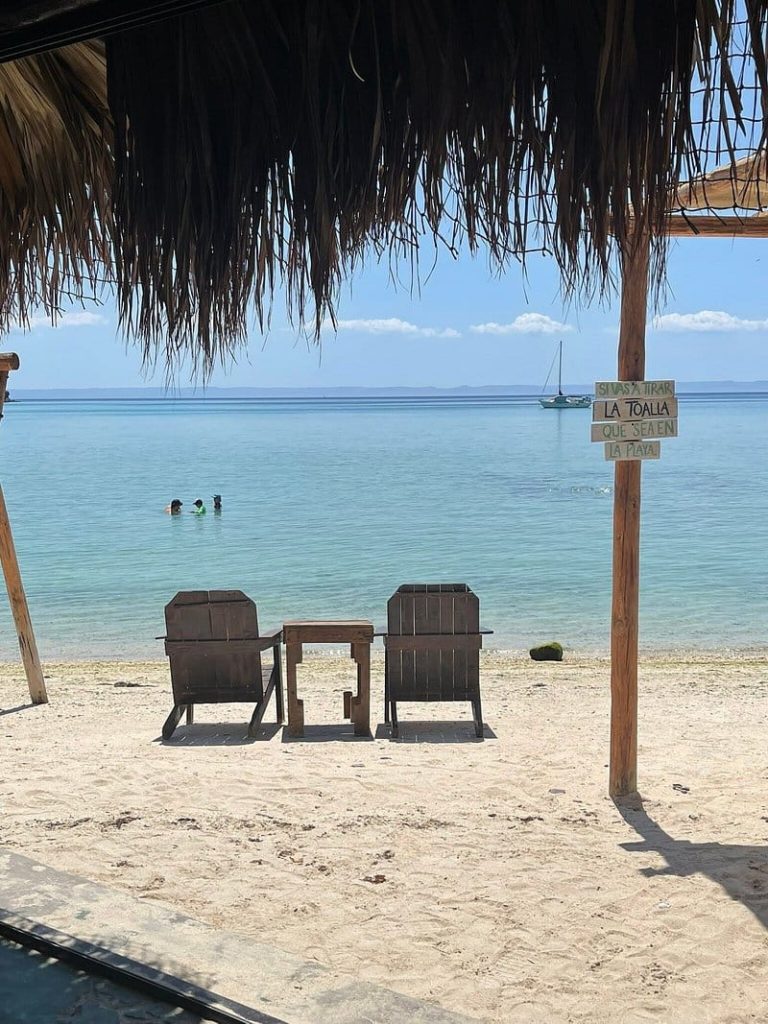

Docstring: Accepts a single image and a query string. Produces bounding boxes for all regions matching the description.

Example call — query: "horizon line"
[7,380,768,396]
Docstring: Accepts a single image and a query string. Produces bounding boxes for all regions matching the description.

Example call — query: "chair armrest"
[260,628,283,645]
[376,627,493,637]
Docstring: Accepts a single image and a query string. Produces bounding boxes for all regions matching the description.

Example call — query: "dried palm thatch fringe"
[2,2,768,373]
[105,0,768,372]
[0,40,112,336]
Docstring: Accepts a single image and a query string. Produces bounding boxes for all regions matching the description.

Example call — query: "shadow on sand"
[155,721,282,746]
[157,719,496,745]
[374,721,496,743]
[616,795,768,929]
[0,703,35,717]
[281,724,374,743]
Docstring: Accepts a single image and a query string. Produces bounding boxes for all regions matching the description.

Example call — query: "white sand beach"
[2,651,768,1023]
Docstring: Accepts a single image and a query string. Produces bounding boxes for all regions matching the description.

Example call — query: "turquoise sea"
[0,394,765,659]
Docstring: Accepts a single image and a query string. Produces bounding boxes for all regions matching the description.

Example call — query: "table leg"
[285,641,305,737]
[349,642,371,736]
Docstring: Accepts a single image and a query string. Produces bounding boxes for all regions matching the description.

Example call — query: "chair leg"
[272,644,284,723]
[472,696,484,739]
[248,699,269,737]
[162,704,185,740]
[384,663,390,723]
[390,701,399,738]
[185,705,194,725]
[250,665,278,738]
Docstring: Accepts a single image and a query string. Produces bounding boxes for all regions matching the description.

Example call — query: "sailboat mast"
[558,340,563,395]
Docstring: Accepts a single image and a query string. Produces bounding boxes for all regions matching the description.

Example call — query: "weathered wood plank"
[282,621,373,645]
[165,637,277,655]
[595,380,674,399]
[284,640,304,737]
[591,418,677,442]
[604,441,661,461]
[593,397,678,421]
[414,591,430,696]
[383,634,482,651]
[437,592,456,697]
[0,485,46,704]
[350,641,371,736]
[661,214,768,237]
[610,232,648,798]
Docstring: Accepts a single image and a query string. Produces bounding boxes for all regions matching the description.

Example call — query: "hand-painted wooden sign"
[592,397,678,422]
[595,380,675,399]
[592,380,678,460]
[591,418,678,442]
[604,441,661,461]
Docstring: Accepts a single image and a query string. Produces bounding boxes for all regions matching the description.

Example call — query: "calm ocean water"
[0,394,765,659]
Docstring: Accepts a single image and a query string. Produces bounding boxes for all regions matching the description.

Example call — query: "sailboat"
[538,340,592,409]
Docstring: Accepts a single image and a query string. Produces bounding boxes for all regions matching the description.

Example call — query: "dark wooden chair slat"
[161,590,283,739]
[383,634,482,651]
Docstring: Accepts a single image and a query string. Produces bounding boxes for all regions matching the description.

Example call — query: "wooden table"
[282,620,374,737]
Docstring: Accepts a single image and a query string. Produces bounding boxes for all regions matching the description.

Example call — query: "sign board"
[591,418,678,443]
[592,380,677,460]
[604,441,660,461]
[595,380,675,399]
[592,397,678,422]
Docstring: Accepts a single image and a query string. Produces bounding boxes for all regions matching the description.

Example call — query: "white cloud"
[652,310,768,333]
[323,317,460,339]
[470,313,574,335]
[14,311,108,331]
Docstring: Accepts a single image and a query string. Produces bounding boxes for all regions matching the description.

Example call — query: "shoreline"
[0,647,765,669]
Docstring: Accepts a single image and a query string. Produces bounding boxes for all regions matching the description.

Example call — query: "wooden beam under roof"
[672,152,768,213]
[661,214,768,237]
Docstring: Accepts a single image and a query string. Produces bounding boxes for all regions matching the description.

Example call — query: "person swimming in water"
[191,498,207,515]
[165,498,183,515]
[212,494,222,512]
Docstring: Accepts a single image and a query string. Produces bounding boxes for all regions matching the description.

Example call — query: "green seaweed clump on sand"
[529,642,563,662]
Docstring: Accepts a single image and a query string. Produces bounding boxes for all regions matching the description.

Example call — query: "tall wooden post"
[0,354,47,705]
[0,486,47,703]
[609,233,649,798]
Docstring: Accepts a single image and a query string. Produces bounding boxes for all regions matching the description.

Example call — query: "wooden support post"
[0,486,47,704]
[0,353,46,704]
[609,232,649,798]
[0,372,9,421]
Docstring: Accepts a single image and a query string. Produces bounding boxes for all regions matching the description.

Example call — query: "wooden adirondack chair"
[383,583,488,738]
[161,590,283,739]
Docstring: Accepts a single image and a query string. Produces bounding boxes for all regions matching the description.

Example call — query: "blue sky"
[9,233,768,389]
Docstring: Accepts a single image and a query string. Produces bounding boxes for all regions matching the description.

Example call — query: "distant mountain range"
[7,382,768,400]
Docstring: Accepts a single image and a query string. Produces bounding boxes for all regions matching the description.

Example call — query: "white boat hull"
[539,395,592,409]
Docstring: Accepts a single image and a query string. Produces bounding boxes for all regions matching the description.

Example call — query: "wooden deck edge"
[0,848,479,1024]
[0,910,282,1024]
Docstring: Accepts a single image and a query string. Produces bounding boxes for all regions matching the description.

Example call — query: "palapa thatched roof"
[0,1,766,372]
[0,39,110,337]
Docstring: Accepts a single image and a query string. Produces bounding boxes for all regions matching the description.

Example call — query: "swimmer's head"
[170,499,183,510]
[193,499,204,508]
